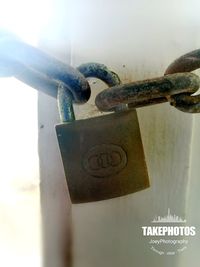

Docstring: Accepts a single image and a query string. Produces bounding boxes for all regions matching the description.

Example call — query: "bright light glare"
[0,79,41,267]
[0,0,52,44]
[0,0,52,266]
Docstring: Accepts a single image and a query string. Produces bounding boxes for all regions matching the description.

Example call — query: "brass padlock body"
[56,109,149,203]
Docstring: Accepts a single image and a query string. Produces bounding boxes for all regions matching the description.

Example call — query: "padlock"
[55,83,149,204]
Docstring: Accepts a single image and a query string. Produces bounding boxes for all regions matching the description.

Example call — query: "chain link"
[95,73,200,111]
[0,30,91,103]
[77,63,121,86]
[165,49,200,113]
[95,50,200,113]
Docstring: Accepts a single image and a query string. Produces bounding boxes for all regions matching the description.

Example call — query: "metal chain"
[77,63,121,86]
[95,50,200,113]
[1,29,200,114]
[0,30,91,103]
[95,73,200,111]
[165,49,200,113]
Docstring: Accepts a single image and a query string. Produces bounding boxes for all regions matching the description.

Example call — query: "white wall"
[0,80,41,267]
[38,1,72,266]
[68,1,200,267]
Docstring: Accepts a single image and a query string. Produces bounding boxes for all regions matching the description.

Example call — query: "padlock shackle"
[57,63,121,123]
[57,85,75,123]
[77,63,121,87]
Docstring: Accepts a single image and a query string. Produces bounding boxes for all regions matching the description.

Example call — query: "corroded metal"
[95,73,200,111]
[0,30,91,103]
[128,97,167,109]
[57,84,75,123]
[165,49,200,113]
[56,109,149,203]
[169,93,200,113]
[78,62,127,111]
[77,62,121,86]
[165,49,200,75]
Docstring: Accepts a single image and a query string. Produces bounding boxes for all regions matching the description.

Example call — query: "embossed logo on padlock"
[83,144,127,177]
[56,109,150,203]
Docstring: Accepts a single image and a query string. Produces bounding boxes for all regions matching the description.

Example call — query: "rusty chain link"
[95,73,200,112]
[165,49,200,113]
[95,50,200,113]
